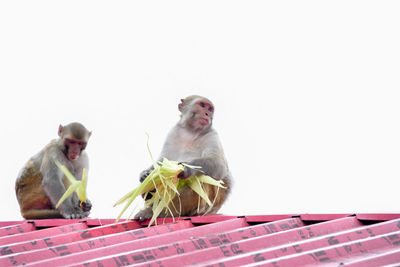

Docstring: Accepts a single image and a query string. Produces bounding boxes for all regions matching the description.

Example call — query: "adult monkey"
[136,95,232,220]
[15,122,92,219]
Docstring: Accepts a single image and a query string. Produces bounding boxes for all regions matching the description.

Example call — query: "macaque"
[15,122,92,219]
[135,95,232,220]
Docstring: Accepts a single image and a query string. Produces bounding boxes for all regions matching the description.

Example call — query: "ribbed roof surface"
[1,214,400,266]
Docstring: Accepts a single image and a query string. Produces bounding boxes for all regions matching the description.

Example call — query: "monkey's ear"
[88,131,92,138]
[58,125,64,137]
[178,99,185,112]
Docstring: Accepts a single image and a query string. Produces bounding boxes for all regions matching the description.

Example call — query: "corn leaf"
[196,174,226,188]
[114,169,159,207]
[114,135,225,224]
[77,168,87,202]
[150,196,164,221]
[56,182,80,208]
[164,178,180,194]
[113,187,139,207]
[54,161,88,207]
[116,193,136,222]
[182,163,202,169]
[114,158,183,223]
[186,178,212,206]
[54,160,77,184]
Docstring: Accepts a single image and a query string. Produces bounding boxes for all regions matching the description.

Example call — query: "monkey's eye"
[208,107,213,112]
[199,102,205,108]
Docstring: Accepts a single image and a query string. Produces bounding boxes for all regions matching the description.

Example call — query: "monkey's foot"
[134,207,153,221]
[63,213,87,219]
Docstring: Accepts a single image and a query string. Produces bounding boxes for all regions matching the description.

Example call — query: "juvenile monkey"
[136,95,232,220]
[15,122,92,219]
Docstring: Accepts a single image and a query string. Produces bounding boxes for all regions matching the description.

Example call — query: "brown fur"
[168,178,230,217]
[15,160,63,219]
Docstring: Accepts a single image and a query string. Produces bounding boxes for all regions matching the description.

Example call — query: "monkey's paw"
[62,212,87,219]
[134,208,153,221]
[178,165,196,179]
[60,206,87,219]
[80,200,92,212]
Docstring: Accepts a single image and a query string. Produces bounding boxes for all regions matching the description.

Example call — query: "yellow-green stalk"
[114,158,225,224]
[54,160,87,208]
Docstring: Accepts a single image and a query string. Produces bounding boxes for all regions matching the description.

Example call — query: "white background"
[0,1,399,221]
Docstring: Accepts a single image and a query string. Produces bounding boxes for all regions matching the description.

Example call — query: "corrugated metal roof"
[0,214,400,266]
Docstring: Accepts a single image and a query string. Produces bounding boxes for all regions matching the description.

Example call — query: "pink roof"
[0,214,400,266]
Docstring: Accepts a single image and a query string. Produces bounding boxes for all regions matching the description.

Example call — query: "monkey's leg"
[21,209,63,219]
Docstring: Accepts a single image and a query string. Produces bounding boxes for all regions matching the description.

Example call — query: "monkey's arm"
[75,153,92,214]
[21,209,63,219]
[180,144,228,180]
[181,130,228,179]
[178,154,227,180]
[40,154,84,219]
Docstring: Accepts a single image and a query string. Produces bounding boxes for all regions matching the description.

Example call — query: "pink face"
[196,100,214,126]
[65,138,87,160]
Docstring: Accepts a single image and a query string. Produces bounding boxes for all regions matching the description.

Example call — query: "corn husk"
[114,158,226,225]
[54,160,87,208]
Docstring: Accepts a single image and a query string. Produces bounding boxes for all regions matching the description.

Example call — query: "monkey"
[15,122,92,219]
[135,95,232,220]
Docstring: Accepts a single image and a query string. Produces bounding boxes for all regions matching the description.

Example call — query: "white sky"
[1,1,399,221]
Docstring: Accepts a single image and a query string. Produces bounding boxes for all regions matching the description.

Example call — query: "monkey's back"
[15,160,52,213]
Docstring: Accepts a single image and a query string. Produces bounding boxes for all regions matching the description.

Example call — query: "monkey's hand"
[139,168,153,183]
[178,165,198,179]
[178,159,208,179]
[80,199,92,212]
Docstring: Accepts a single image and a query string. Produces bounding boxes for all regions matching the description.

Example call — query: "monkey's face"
[58,123,91,161]
[65,138,87,160]
[189,100,214,130]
